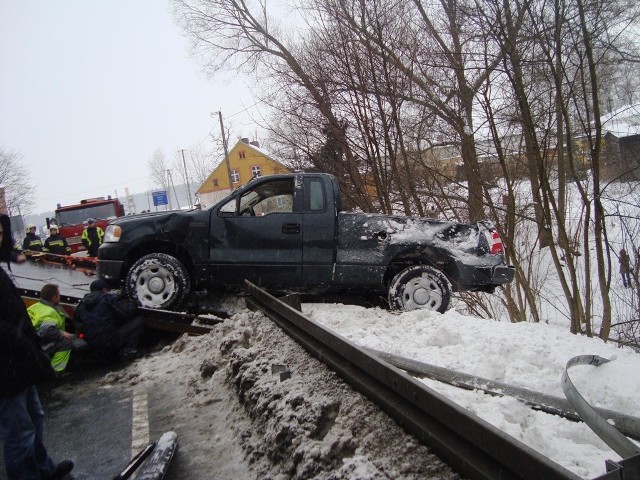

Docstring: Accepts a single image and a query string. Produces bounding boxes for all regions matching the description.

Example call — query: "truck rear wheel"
[126,253,190,309]
[388,265,450,313]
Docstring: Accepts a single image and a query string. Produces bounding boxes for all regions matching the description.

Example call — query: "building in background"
[196,138,290,208]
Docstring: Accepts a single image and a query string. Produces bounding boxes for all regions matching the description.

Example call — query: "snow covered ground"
[302,302,640,479]
[108,293,640,480]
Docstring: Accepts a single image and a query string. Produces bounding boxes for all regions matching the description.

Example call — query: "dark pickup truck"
[97,173,514,312]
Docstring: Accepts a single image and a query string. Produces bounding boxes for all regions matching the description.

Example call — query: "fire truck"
[51,196,125,254]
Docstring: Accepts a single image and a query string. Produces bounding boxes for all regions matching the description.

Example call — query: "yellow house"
[196,138,291,208]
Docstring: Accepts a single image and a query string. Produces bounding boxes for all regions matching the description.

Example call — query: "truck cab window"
[238,179,294,217]
[309,179,325,211]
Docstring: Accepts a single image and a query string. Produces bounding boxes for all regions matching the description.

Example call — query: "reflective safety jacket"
[27,300,71,372]
[43,233,71,255]
[81,226,104,256]
[22,232,43,252]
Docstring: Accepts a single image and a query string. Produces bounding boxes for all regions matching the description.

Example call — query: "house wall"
[619,134,640,181]
[196,139,291,208]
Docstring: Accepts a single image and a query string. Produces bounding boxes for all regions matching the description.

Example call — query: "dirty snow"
[108,303,460,479]
[104,295,640,479]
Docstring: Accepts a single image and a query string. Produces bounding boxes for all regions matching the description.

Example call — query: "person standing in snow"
[81,218,103,257]
[42,225,71,256]
[619,248,633,288]
[0,214,75,480]
[22,224,43,252]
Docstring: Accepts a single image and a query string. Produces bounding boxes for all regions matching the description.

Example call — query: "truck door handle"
[282,223,300,234]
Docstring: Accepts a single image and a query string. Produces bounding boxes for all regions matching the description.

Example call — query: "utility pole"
[165,169,173,210]
[216,111,234,191]
[180,149,193,208]
[167,169,181,210]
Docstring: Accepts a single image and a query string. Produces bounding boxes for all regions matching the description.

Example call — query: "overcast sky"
[0,1,263,214]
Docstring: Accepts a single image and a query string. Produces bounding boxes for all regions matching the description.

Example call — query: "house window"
[213,178,219,187]
[239,151,246,159]
[251,165,262,178]
[231,170,240,183]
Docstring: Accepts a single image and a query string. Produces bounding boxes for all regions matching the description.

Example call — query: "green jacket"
[27,300,71,372]
[81,226,104,246]
[28,301,65,333]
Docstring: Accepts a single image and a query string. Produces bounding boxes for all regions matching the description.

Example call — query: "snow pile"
[92,294,640,479]
[104,306,460,479]
[303,303,640,478]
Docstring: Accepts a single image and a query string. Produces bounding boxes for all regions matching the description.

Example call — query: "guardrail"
[244,280,583,480]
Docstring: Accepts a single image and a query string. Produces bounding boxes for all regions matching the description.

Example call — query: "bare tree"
[171,145,219,206]
[472,0,640,335]
[0,147,35,216]
[172,0,375,212]
[171,0,640,334]
[147,148,169,192]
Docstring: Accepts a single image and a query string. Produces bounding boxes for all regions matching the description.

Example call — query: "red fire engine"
[51,196,125,254]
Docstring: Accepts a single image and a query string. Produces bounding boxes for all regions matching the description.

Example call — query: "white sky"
[0,0,263,214]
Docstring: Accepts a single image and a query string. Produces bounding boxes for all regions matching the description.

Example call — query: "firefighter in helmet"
[81,218,104,257]
[43,224,71,256]
[22,224,43,252]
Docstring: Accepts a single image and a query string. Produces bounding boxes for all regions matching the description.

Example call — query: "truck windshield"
[57,204,117,226]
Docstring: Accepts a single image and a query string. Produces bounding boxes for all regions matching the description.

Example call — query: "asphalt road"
[1,262,170,480]
[0,365,137,480]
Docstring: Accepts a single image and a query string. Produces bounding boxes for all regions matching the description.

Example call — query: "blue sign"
[152,191,168,206]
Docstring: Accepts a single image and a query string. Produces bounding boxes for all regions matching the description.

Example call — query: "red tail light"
[485,229,505,255]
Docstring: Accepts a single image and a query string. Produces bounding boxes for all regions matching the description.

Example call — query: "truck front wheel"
[126,253,191,309]
[388,265,450,313]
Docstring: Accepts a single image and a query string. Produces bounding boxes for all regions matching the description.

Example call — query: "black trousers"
[90,316,145,362]
[112,316,145,351]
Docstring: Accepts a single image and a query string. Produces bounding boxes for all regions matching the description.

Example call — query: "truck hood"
[109,209,197,225]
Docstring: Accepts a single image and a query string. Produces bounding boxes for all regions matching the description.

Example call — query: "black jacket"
[75,291,138,347]
[43,233,71,255]
[0,215,55,398]
[22,232,43,251]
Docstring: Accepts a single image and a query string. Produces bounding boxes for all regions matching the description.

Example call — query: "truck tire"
[388,265,450,313]
[126,253,190,309]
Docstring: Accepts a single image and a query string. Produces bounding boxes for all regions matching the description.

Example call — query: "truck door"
[301,176,336,285]
[208,177,303,288]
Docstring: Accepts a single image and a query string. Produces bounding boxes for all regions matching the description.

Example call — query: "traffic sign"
[152,191,168,206]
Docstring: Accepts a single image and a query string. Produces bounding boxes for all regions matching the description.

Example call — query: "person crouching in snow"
[74,279,145,363]
[28,283,87,374]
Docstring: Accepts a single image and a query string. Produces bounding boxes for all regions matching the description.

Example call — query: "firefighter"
[22,224,43,252]
[81,218,104,257]
[43,224,72,256]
